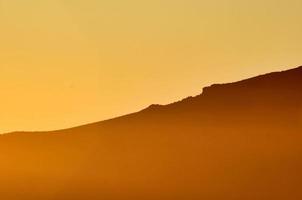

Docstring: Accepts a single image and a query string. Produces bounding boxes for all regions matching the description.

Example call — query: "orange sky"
[1,0,302,133]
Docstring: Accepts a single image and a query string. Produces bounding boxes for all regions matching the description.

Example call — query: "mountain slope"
[1,66,302,200]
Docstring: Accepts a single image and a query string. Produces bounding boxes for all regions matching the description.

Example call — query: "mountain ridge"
[0,66,301,200]
[6,65,302,135]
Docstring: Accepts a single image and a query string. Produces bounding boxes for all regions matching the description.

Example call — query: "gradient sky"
[0,0,302,132]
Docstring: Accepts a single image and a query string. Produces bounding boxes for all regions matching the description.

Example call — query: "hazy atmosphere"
[1,0,302,132]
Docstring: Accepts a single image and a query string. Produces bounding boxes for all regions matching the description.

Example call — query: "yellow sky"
[0,0,302,132]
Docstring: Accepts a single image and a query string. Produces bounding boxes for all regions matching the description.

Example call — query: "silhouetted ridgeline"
[1,66,302,200]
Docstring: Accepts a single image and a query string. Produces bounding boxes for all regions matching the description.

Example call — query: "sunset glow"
[1,0,302,132]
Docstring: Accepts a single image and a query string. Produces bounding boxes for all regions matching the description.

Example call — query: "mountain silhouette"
[1,66,302,200]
